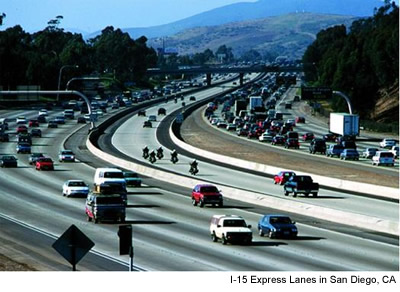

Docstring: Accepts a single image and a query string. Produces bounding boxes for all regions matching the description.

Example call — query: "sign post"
[52,224,95,271]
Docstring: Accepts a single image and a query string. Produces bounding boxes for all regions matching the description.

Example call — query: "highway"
[0,79,398,271]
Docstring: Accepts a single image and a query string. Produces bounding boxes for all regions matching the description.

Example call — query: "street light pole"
[57,65,78,101]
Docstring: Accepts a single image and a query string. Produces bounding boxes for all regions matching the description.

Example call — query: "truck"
[283,175,319,197]
[234,99,247,116]
[85,191,126,224]
[329,113,359,137]
[249,96,263,111]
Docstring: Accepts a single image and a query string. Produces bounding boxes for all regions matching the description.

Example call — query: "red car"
[28,120,39,127]
[16,125,28,134]
[274,171,296,185]
[295,116,305,123]
[35,157,54,170]
[191,184,223,207]
[302,132,315,141]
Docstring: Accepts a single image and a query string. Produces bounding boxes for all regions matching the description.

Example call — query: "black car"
[37,115,47,123]
[271,135,286,146]
[322,133,336,142]
[48,121,58,128]
[0,155,18,167]
[285,138,299,149]
[143,121,152,128]
[30,129,42,138]
[158,108,166,115]
[0,132,9,142]
[138,110,146,116]
[309,138,326,154]
[77,117,86,124]
[189,96,196,101]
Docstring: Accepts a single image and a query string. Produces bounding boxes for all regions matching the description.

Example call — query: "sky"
[0,0,257,33]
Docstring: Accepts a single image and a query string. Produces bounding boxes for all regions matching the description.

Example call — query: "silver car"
[62,180,89,197]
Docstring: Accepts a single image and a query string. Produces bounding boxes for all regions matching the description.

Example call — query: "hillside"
[147,13,357,59]
[117,0,384,39]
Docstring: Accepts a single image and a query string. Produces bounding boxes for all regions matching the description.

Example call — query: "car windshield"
[104,172,124,178]
[223,219,247,227]
[124,172,138,178]
[200,186,218,193]
[296,176,312,183]
[32,153,43,157]
[380,152,394,158]
[41,158,52,163]
[270,217,292,224]
[62,151,73,155]
[3,156,15,160]
[69,181,86,187]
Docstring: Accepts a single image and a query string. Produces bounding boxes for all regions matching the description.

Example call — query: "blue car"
[16,143,31,154]
[340,149,359,160]
[258,215,298,239]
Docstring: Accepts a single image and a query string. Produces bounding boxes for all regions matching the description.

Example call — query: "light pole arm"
[333,90,353,114]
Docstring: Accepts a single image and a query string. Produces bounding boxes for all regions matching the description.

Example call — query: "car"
[59,150,75,162]
[28,120,39,127]
[189,96,196,101]
[0,132,9,142]
[372,151,395,166]
[37,115,47,123]
[302,132,315,141]
[271,135,286,145]
[191,184,223,207]
[16,125,28,134]
[390,146,399,158]
[322,133,337,142]
[226,123,236,131]
[309,138,326,154]
[64,109,75,119]
[38,109,48,116]
[247,130,259,139]
[285,138,299,149]
[48,120,58,128]
[123,171,142,187]
[209,215,252,245]
[273,171,296,185]
[62,180,89,197]
[284,175,319,197]
[380,138,396,149]
[295,116,305,123]
[362,148,379,159]
[217,121,228,128]
[16,142,31,154]
[258,215,298,238]
[77,117,86,124]
[143,121,152,128]
[138,110,146,116]
[148,115,157,122]
[35,157,54,170]
[340,149,360,160]
[16,116,27,124]
[30,129,42,138]
[17,133,32,145]
[286,119,296,127]
[157,108,166,115]
[236,128,249,136]
[284,102,292,109]
[29,153,45,165]
[326,144,344,157]
[54,116,65,124]
[0,155,18,168]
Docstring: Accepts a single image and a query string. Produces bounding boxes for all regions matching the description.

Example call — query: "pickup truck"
[283,175,319,197]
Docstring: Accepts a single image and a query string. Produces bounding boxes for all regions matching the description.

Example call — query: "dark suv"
[309,138,326,154]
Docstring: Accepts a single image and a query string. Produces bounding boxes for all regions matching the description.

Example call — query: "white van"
[372,151,395,166]
[94,168,126,187]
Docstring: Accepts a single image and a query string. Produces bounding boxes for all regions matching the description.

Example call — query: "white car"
[16,116,27,124]
[38,109,48,116]
[379,138,396,148]
[372,151,395,166]
[390,146,399,158]
[62,180,89,197]
[259,133,274,142]
[209,215,252,245]
[59,150,75,162]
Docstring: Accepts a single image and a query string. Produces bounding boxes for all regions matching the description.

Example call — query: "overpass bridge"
[146,65,303,86]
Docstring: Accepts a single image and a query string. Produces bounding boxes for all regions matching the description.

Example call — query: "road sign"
[52,224,95,271]
[301,86,332,99]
